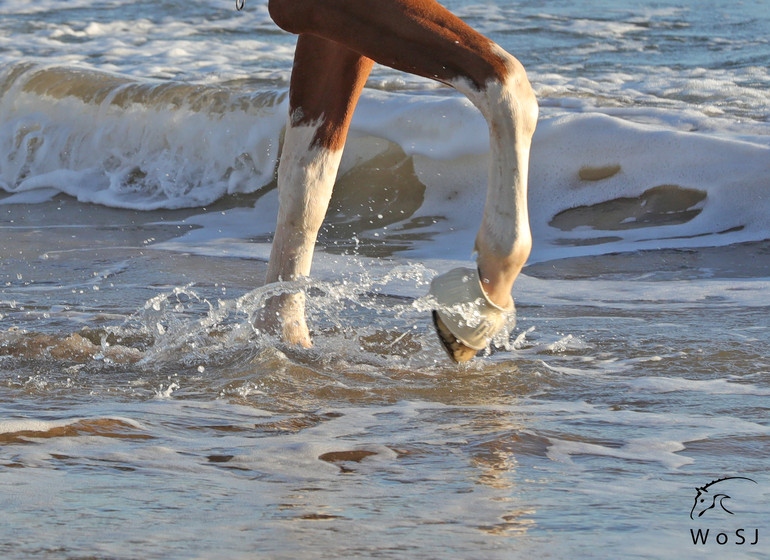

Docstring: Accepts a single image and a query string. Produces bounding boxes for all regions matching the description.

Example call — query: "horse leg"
[259,34,373,347]
[267,0,537,359]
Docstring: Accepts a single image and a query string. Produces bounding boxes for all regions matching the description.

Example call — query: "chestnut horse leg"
[265,0,538,360]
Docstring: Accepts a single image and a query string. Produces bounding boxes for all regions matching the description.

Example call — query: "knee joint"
[494,54,539,137]
[456,50,538,138]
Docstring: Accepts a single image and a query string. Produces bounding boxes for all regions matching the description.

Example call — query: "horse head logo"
[690,476,757,520]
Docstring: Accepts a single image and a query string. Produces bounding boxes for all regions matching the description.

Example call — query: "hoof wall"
[432,310,478,363]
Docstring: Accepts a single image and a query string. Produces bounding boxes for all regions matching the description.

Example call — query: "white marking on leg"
[262,116,344,346]
[267,118,344,283]
[450,45,538,293]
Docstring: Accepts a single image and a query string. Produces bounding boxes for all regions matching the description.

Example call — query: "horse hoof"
[428,267,513,363]
[282,319,313,349]
[432,310,478,363]
[257,292,313,348]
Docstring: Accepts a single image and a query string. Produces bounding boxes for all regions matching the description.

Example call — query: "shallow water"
[2,198,769,559]
[2,0,770,558]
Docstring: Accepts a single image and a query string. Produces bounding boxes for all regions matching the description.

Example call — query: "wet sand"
[526,240,770,281]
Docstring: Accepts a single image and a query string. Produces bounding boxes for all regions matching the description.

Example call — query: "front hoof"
[280,317,313,349]
[432,311,478,363]
[428,267,514,363]
[257,291,313,348]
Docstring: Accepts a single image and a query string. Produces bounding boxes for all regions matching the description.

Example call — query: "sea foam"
[1,63,769,264]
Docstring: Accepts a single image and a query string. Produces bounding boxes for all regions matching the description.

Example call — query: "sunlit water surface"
[2,0,770,558]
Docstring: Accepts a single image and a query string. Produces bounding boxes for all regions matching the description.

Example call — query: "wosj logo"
[689,476,760,546]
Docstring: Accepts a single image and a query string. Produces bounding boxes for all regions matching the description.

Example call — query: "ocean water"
[1,0,769,558]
